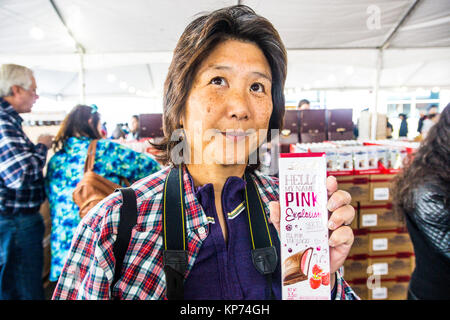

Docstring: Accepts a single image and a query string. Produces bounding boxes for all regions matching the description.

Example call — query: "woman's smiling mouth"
[220,130,251,141]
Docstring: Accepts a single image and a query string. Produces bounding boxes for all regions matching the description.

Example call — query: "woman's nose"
[227,89,250,121]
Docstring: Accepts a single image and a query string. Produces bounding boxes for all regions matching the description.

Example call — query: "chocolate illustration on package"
[282,247,313,285]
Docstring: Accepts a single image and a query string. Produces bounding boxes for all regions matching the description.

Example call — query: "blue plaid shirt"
[0,97,48,215]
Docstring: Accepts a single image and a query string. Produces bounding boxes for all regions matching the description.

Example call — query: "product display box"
[369,174,396,202]
[347,281,369,300]
[279,153,331,300]
[368,254,415,280]
[299,110,327,143]
[349,230,370,256]
[139,113,164,138]
[326,109,354,141]
[369,230,414,255]
[335,175,370,204]
[280,109,301,151]
[343,256,369,281]
[369,278,410,300]
[349,203,359,229]
[359,202,404,229]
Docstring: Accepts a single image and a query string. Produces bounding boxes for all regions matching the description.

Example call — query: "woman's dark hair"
[392,103,450,218]
[152,5,287,170]
[52,104,102,152]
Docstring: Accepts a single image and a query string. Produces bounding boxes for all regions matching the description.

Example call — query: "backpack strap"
[111,187,138,298]
[162,166,188,300]
[244,172,278,300]
[84,139,99,173]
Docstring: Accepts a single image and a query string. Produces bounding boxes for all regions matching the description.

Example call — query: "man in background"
[399,113,408,137]
[0,64,53,299]
[297,99,310,110]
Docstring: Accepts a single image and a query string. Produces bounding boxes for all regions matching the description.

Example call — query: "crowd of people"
[0,5,448,301]
[0,64,161,299]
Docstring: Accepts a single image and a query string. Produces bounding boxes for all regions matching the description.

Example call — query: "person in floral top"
[45,104,160,282]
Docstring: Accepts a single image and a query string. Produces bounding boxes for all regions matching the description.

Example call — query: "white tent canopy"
[1,0,449,120]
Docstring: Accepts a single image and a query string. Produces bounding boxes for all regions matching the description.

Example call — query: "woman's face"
[183,39,273,166]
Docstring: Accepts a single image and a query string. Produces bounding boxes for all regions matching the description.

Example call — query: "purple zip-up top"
[184,172,282,300]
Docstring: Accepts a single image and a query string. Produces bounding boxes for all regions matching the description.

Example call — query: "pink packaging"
[279,153,331,300]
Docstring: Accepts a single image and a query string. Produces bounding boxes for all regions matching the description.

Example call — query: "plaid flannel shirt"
[53,165,359,300]
[0,98,47,215]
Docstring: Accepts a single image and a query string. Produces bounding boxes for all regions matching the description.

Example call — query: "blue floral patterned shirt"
[45,137,160,281]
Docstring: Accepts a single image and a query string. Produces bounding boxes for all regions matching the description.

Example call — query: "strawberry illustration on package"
[279,153,331,300]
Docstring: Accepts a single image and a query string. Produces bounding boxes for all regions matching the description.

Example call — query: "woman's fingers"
[329,226,354,273]
[326,176,338,197]
[327,204,355,230]
[327,190,351,212]
[329,226,354,248]
[268,201,280,235]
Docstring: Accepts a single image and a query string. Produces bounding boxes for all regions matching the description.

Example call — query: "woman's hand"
[268,176,355,289]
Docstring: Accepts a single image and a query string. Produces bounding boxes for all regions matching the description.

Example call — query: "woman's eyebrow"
[205,64,272,82]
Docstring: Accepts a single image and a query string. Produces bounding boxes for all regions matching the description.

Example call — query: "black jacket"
[406,183,450,300]
[399,119,408,137]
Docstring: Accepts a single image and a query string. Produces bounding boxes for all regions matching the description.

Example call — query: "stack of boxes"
[339,173,415,300]
[291,140,419,300]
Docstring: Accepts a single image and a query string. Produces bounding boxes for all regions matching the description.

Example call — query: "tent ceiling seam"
[48,0,86,54]
[380,0,421,50]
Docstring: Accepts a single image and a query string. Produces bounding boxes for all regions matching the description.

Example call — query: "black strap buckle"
[251,246,278,275]
[163,250,188,300]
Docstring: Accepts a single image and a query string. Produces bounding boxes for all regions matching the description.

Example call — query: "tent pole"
[49,0,87,103]
[371,49,383,140]
[78,49,86,104]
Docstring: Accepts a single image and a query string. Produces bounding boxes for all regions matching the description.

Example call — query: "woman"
[393,104,450,300]
[45,104,160,282]
[53,6,357,300]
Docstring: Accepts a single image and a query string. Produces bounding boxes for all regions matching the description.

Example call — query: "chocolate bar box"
[279,153,331,300]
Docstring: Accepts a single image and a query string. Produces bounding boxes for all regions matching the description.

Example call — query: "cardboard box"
[348,282,369,300]
[368,254,415,279]
[282,109,301,136]
[326,109,354,141]
[369,231,414,255]
[336,175,370,203]
[299,110,327,143]
[139,113,163,138]
[350,203,359,229]
[369,174,396,202]
[343,256,369,281]
[359,202,404,229]
[349,230,370,256]
[369,279,409,300]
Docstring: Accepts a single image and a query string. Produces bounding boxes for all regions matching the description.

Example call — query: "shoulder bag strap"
[84,139,99,173]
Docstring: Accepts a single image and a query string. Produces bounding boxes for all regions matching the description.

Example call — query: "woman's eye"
[210,77,226,86]
[250,83,265,93]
